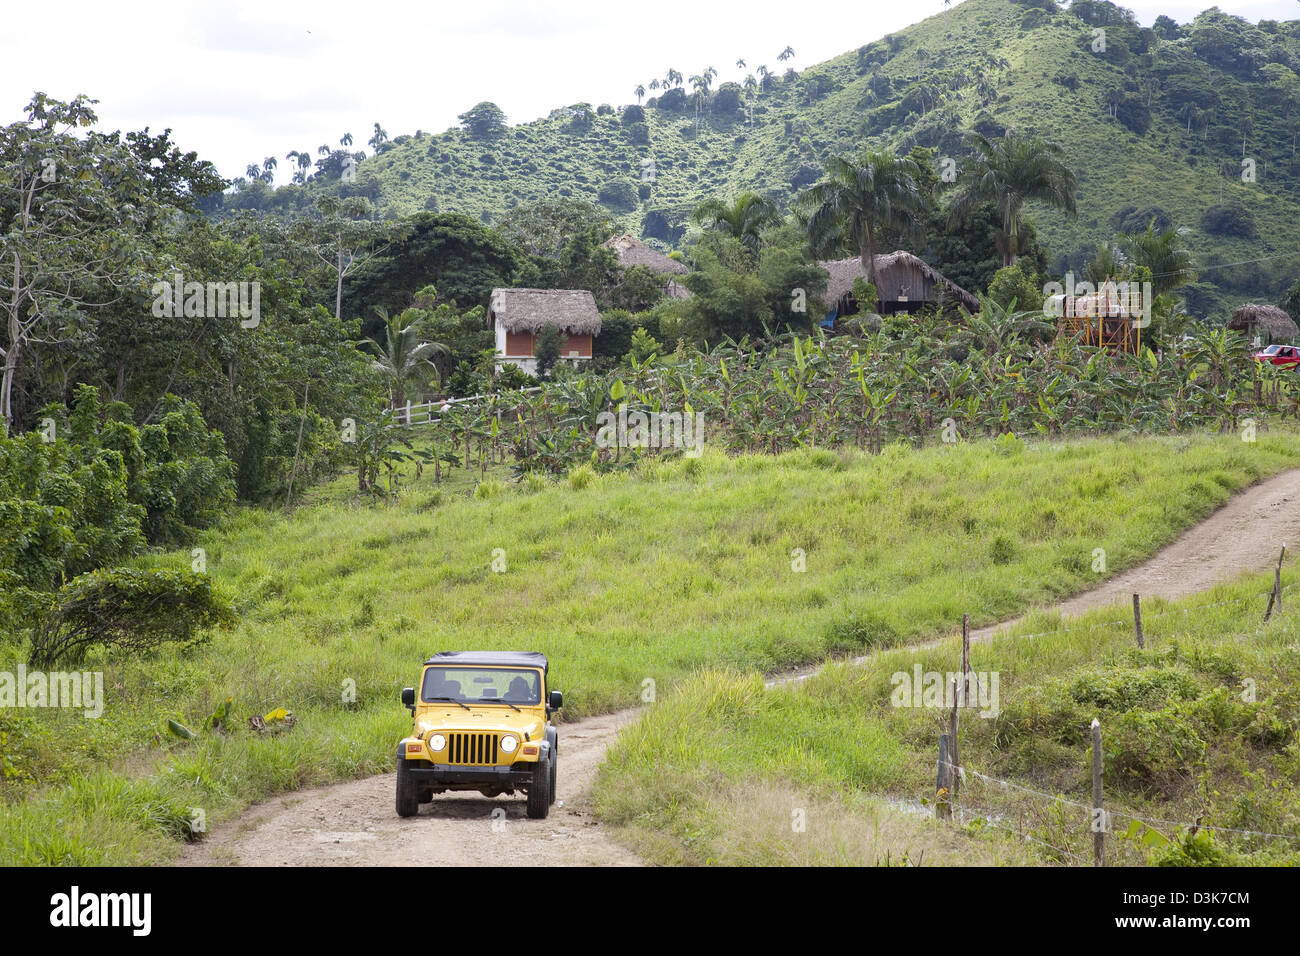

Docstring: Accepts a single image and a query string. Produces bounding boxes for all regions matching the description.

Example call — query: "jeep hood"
[416,709,542,739]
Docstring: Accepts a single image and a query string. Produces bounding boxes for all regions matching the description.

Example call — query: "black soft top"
[424,651,548,673]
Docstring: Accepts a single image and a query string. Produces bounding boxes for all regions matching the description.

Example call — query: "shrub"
[26,568,236,668]
[1201,204,1256,238]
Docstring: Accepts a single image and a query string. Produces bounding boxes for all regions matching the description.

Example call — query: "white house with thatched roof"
[487,288,602,374]
[603,233,692,299]
[818,251,979,323]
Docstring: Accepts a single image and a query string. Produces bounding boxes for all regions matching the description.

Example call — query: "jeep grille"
[446,732,500,766]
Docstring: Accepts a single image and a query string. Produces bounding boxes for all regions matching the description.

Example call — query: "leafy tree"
[294,195,391,319]
[347,213,524,323]
[986,261,1043,312]
[458,102,507,138]
[26,567,234,668]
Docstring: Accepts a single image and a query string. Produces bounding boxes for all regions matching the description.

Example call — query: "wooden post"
[936,733,952,820]
[1277,545,1286,616]
[948,677,960,799]
[1132,593,1144,649]
[1266,545,1286,621]
[1091,718,1105,867]
[961,613,972,707]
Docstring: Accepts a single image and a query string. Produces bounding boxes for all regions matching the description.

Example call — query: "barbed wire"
[937,759,1300,846]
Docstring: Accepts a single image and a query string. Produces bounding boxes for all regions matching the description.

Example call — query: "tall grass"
[596,568,1300,865]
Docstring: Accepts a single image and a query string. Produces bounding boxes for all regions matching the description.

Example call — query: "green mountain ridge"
[224,0,1300,312]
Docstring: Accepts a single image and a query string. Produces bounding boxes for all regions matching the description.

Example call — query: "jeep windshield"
[420,666,541,705]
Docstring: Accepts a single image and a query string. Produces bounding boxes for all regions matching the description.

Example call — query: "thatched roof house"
[487,288,601,373]
[604,233,689,275]
[1228,304,1298,343]
[819,252,980,318]
[604,233,692,299]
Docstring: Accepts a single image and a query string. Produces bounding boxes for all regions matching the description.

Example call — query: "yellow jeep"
[397,651,562,819]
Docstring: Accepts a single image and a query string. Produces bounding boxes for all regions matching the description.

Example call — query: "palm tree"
[245,163,261,180]
[778,46,795,63]
[1121,222,1197,297]
[262,156,277,183]
[635,84,645,104]
[693,192,783,253]
[369,123,388,152]
[340,132,353,147]
[649,79,661,92]
[946,131,1077,267]
[363,307,448,410]
[318,144,331,156]
[736,58,746,70]
[802,151,924,284]
[1179,102,1200,135]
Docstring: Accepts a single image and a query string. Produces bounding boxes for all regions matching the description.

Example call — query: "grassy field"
[595,567,1300,865]
[2,428,1299,864]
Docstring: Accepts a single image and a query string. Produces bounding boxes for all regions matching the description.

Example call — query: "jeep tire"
[526,753,552,819]
[396,757,419,817]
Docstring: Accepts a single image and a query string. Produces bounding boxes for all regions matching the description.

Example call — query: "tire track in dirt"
[186,467,1300,865]
[181,709,643,866]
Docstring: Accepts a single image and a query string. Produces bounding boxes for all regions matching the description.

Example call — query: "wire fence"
[924,557,1299,863]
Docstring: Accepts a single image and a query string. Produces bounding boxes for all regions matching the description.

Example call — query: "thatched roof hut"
[605,233,692,300]
[1228,304,1298,343]
[604,233,689,276]
[487,288,602,335]
[818,252,980,316]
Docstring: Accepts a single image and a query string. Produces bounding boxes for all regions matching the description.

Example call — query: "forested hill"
[217,0,1300,312]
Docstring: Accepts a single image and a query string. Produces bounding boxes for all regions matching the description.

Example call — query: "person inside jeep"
[506,675,532,701]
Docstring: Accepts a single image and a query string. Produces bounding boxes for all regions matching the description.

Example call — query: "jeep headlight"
[427,733,446,752]
[500,735,518,754]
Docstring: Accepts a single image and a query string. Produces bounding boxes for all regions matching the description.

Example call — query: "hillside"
[223,0,1300,314]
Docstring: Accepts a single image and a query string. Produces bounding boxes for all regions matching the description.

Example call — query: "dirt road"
[181,709,644,866]
[187,467,1300,866]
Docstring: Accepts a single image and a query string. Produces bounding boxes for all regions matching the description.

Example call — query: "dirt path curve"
[969,464,1300,642]
[187,467,1300,865]
[772,465,1300,685]
[181,709,644,866]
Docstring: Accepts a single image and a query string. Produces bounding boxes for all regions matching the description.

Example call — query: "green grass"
[2,428,1298,864]
[595,568,1300,865]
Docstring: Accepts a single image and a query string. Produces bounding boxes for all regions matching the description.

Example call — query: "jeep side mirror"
[401,687,415,714]
[549,690,563,710]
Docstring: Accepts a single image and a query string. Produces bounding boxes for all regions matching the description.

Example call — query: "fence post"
[1132,593,1144,649]
[936,733,952,820]
[961,613,972,707]
[948,677,960,799]
[1091,718,1105,867]
[1266,545,1287,621]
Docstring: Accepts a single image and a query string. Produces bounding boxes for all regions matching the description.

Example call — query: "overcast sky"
[1,0,1294,185]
